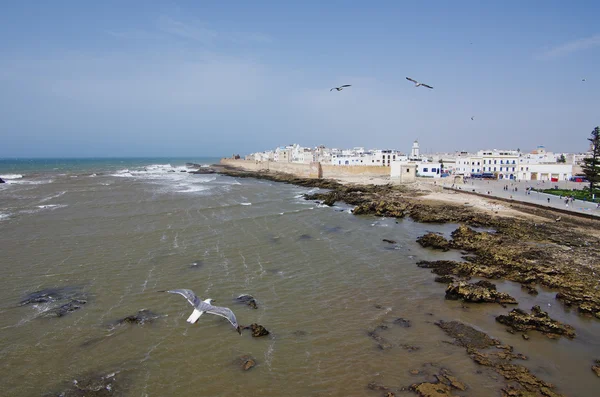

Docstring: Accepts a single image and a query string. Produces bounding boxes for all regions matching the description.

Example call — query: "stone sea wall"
[219,159,389,179]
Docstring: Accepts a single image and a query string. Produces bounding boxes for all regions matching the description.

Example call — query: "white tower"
[410,140,420,159]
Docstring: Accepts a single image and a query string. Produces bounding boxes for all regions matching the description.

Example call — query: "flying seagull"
[582,78,586,82]
[330,85,351,91]
[163,289,241,334]
[406,77,433,89]
[471,116,475,121]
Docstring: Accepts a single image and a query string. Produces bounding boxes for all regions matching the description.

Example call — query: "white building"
[368,149,404,167]
[391,162,417,182]
[478,149,519,180]
[516,163,572,181]
[416,162,443,178]
[409,140,421,160]
[274,146,292,162]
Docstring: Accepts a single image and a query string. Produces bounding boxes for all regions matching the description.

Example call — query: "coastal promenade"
[429,178,600,218]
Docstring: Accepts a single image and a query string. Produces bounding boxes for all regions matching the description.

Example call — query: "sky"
[1,1,599,158]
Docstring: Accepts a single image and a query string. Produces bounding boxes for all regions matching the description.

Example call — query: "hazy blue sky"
[1,1,599,157]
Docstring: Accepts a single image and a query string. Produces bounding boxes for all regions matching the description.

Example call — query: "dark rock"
[434,275,455,284]
[242,323,270,337]
[20,287,80,306]
[416,232,451,251]
[382,239,397,244]
[367,330,392,350]
[115,309,162,325]
[367,382,391,392]
[238,355,257,371]
[43,299,87,317]
[496,305,576,339]
[0,177,4,183]
[521,283,539,295]
[324,226,343,233]
[399,343,421,352]
[436,320,500,349]
[46,371,124,396]
[235,294,258,309]
[190,168,216,174]
[592,360,600,377]
[392,318,411,328]
[445,281,517,304]
[298,234,312,240]
[522,334,530,340]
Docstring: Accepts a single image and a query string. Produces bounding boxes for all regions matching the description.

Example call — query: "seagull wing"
[205,304,241,333]
[421,84,434,89]
[341,85,351,88]
[330,88,336,91]
[406,77,418,84]
[166,289,201,307]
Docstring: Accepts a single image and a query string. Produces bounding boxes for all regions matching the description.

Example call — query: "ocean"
[1,158,599,396]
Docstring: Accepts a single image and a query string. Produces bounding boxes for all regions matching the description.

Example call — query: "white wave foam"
[39,191,66,203]
[0,212,10,221]
[241,202,252,206]
[5,179,54,185]
[0,174,23,180]
[37,204,67,210]
[110,163,222,194]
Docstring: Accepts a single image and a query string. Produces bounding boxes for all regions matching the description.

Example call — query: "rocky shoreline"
[212,165,600,396]
[213,165,600,319]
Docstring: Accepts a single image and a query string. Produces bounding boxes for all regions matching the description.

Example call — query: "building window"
[512,160,516,164]
[423,168,429,172]
[494,160,497,164]
[512,167,515,171]
[494,167,496,171]
[520,167,523,171]
[406,168,410,173]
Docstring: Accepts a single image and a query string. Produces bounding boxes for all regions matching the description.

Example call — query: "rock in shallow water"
[238,355,257,371]
[445,280,518,304]
[416,232,451,251]
[592,360,600,377]
[242,323,270,337]
[235,294,258,309]
[20,287,89,318]
[436,320,500,349]
[115,309,162,325]
[393,317,412,328]
[495,305,576,339]
[45,370,124,396]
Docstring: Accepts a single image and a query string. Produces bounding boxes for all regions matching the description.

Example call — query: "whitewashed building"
[478,149,519,180]
[274,146,292,162]
[391,162,417,182]
[416,162,443,178]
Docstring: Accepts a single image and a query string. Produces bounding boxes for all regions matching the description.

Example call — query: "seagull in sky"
[582,78,586,82]
[406,77,433,89]
[330,85,352,91]
[471,116,475,121]
[163,289,241,334]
